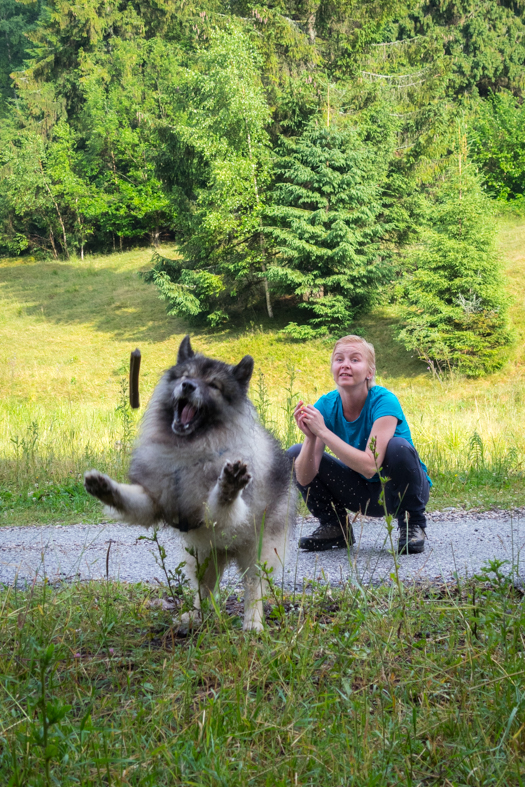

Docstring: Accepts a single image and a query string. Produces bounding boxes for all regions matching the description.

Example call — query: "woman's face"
[331,344,372,389]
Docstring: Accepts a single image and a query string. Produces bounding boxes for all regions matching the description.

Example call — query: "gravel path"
[1,508,525,589]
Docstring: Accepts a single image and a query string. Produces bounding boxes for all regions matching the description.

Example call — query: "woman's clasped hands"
[294,401,326,439]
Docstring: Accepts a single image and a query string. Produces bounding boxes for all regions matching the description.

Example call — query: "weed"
[139,529,192,610]
[369,435,406,621]
[115,377,136,455]
[281,362,301,448]
[468,430,485,469]
[1,578,525,784]
[253,370,275,435]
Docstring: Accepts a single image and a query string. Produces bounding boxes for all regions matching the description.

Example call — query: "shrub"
[397,162,512,376]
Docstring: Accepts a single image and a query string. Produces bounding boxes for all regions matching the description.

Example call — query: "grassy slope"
[1,215,525,523]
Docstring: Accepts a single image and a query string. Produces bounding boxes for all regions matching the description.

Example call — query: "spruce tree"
[145,27,273,326]
[397,157,512,376]
[264,122,389,337]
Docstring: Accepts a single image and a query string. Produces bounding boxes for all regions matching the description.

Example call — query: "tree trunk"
[245,122,273,319]
[261,258,274,318]
[75,200,85,260]
[48,229,58,259]
[39,160,69,258]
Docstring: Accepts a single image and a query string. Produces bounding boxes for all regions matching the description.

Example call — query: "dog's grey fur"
[84,336,296,631]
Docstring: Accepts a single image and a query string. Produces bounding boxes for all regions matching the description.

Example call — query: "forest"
[1,0,525,373]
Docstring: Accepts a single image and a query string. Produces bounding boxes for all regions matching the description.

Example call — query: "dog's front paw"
[84,470,122,508]
[218,460,251,504]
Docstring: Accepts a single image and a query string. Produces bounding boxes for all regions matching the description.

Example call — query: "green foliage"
[409,0,525,97]
[397,156,512,376]
[0,0,41,116]
[1,0,525,344]
[0,35,176,256]
[0,127,78,258]
[145,27,274,325]
[264,122,391,337]
[470,91,525,201]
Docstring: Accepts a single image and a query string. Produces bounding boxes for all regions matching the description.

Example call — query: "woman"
[288,335,431,554]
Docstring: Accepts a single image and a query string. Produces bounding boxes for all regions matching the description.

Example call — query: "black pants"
[287,437,430,529]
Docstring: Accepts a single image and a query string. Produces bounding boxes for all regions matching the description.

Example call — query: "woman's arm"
[292,401,326,486]
[299,406,398,479]
[293,434,326,486]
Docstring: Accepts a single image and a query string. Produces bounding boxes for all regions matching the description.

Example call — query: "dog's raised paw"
[84,470,121,507]
[218,460,251,503]
[224,460,251,489]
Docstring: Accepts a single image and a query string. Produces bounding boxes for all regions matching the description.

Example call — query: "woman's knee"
[384,437,419,469]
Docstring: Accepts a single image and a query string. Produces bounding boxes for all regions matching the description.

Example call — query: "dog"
[84,335,296,631]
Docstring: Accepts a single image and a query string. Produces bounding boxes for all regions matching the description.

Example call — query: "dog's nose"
[181,380,196,395]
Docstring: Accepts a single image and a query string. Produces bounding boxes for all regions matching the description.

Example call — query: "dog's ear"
[232,355,254,389]
[177,335,194,364]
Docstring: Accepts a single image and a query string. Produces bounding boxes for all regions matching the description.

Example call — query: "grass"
[1,215,525,524]
[1,566,525,786]
[1,218,525,785]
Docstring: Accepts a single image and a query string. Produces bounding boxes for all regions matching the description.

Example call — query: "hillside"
[1,213,525,523]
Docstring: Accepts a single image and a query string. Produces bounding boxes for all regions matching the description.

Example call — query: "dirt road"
[1,508,524,590]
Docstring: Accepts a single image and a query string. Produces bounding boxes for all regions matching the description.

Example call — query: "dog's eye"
[209,381,220,390]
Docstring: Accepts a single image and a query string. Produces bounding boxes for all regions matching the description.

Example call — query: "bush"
[397,162,512,376]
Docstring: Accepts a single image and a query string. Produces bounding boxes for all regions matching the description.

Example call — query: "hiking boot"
[298,521,355,551]
[397,523,426,554]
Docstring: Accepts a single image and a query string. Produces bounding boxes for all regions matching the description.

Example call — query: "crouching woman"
[288,335,431,554]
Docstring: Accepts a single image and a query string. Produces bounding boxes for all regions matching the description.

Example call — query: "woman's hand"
[294,401,317,439]
[292,403,326,485]
[295,404,326,439]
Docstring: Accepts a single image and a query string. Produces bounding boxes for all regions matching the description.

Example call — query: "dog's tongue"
[180,403,197,425]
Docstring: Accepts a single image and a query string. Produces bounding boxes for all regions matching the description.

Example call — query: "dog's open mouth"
[172,399,201,434]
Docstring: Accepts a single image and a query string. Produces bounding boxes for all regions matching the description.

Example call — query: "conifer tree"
[264,122,390,337]
[397,152,511,376]
[145,26,274,326]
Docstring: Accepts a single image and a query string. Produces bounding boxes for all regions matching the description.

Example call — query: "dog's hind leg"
[235,544,270,632]
[178,544,228,631]
[237,529,287,632]
[235,555,265,632]
[84,470,159,526]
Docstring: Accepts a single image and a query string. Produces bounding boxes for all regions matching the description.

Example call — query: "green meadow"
[1,215,525,525]
[1,214,525,787]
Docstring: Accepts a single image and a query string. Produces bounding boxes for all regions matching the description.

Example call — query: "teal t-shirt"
[314,386,431,484]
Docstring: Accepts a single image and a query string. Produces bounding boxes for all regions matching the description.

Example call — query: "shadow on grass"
[201,311,427,380]
[0,256,426,378]
[0,259,184,344]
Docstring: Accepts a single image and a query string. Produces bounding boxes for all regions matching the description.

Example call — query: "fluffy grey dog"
[84,336,295,631]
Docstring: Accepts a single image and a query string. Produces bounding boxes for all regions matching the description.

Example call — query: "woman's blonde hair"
[331,335,376,389]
